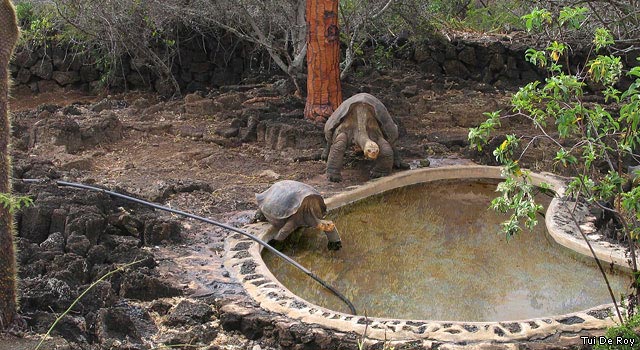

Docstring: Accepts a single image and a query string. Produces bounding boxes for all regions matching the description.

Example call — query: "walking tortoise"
[323,93,405,182]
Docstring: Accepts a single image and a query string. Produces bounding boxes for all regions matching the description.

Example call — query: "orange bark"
[304,0,342,123]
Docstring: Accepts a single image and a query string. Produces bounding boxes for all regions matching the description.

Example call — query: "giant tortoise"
[255,180,342,250]
[323,93,405,182]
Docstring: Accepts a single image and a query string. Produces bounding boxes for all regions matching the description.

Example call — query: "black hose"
[20,178,357,315]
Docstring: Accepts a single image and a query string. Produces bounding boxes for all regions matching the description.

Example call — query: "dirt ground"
[3,65,547,349]
[8,67,522,217]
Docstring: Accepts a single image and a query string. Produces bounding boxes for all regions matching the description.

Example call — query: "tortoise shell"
[256,180,327,220]
[324,93,399,143]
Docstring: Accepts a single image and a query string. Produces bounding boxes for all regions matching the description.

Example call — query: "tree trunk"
[304,0,342,123]
[0,0,20,330]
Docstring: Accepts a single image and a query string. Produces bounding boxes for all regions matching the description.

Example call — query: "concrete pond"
[224,165,635,349]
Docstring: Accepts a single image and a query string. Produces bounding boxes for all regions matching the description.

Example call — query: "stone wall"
[410,34,545,88]
[409,33,639,89]
[10,46,94,93]
[10,31,636,94]
[9,33,256,94]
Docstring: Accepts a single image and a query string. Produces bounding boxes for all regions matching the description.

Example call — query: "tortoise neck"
[354,105,372,148]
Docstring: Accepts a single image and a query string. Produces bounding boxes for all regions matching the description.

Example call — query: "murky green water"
[263,180,631,321]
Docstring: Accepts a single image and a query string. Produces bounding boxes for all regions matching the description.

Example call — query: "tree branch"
[371,0,395,19]
[240,5,290,73]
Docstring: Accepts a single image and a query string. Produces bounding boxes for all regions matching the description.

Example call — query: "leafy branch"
[469,6,640,322]
[0,193,32,214]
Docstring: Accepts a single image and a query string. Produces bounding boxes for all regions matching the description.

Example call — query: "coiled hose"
[21,178,357,315]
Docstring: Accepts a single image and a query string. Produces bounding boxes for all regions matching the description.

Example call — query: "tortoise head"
[316,220,335,232]
[363,140,379,160]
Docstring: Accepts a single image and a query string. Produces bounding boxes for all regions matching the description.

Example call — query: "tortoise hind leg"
[326,132,348,182]
[321,139,330,161]
[370,137,393,178]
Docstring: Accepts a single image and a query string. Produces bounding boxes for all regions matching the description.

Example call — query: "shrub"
[469,6,640,324]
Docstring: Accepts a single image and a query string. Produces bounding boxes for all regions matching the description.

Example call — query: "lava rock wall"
[8,34,255,94]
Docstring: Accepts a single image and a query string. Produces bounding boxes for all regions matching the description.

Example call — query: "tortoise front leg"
[370,137,393,178]
[326,132,348,182]
[252,208,267,223]
[272,219,298,242]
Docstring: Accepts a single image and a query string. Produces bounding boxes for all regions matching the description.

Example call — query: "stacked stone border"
[224,165,630,349]
[7,34,551,94]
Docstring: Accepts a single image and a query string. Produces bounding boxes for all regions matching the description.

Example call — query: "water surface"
[263,180,631,321]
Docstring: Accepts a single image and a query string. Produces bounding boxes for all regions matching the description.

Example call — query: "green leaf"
[582,143,596,168]
[554,148,577,167]
[546,41,566,62]
[492,134,519,164]
[559,6,588,29]
[521,8,552,32]
[0,193,33,214]
[594,28,615,51]
[603,86,621,103]
[622,187,640,218]
[588,55,623,86]
[525,48,547,68]
[468,111,502,151]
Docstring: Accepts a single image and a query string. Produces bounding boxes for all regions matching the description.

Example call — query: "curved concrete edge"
[325,165,568,209]
[224,165,628,346]
[546,197,635,272]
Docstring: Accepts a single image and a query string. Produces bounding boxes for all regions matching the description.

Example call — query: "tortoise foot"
[321,147,329,161]
[370,170,390,179]
[252,210,267,223]
[395,160,410,170]
[328,173,342,182]
[268,239,286,251]
[327,240,342,251]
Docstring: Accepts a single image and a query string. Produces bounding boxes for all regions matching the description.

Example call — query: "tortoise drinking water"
[323,93,404,182]
[255,180,342,250]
